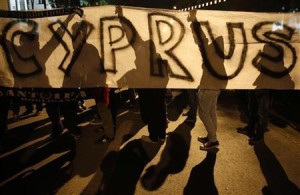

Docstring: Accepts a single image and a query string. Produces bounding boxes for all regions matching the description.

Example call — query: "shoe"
[132,105,140,114]
[13,113,19,121]
[200,141,219,151]
[158,135,166,143]
[96,134,114,144]
[198,136,209,143]
[237,126,253,136]
[90,118,103,125]
[35,110,43,116]
[141,135,159,144]
[22,110,34,116]
[249,135,264,145]
[77,106,84,113]
[80,103,86,110]
[95,126,105,132]
[237,128,248,135]
[70,129,82,140]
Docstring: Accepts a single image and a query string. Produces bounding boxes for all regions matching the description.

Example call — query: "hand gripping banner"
[0,5,299,90]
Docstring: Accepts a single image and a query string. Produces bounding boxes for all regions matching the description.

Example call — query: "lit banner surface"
[0,6,299,89]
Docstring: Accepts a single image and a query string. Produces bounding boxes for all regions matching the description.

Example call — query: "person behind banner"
[115,6,169,143]
[61,19,116,143]
[189,10,228,151]
[90,87,118,144]
[237,43,295,144]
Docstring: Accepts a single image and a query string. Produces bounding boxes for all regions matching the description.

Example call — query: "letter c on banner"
[2,20,42,77]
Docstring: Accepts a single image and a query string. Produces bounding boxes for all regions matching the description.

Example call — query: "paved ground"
[0,90,300,195]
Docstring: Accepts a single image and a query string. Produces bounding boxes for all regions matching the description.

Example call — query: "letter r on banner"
[149,13,193,81]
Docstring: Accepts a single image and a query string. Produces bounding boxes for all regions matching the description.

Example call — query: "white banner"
[0,6,299,89]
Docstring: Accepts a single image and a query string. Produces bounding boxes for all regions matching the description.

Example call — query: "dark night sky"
[109,0,299,12]
[109,0,174,8]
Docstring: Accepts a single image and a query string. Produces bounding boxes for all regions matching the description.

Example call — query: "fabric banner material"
[0,6,299,89]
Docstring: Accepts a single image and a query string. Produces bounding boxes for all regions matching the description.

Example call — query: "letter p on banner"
[100,16,136,73]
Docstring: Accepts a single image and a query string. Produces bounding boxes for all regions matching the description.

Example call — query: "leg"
[186,89,198,120]
[128,88,136,107]
[142,89,167,142]
[11,97,20,120]
[35,102,43,112]
[45,102,63,137]
[25,102,34,113]
[150,89,167,140]
[237,90,257,137]
[97,101,114,135]
[61,101,81,138]
[0,96,10,140]
[254,89,270,140]
[94,88,117,144]
[198,89,220,142]
[209,91,219,134]
[138,89,150,124]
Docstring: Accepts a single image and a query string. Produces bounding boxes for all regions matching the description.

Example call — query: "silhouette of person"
[116,6,169,143]
[3,16,74,87]
[189,10,228,151]
[1,14,85,139]
[63,21,116,143]
[238,43,295,144]
[62,21,106,87]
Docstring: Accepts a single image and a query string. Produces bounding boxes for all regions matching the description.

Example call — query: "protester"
[188,10,227,151]
[91,88,117,144]
[237,90,270,144]
[115,5,168,143]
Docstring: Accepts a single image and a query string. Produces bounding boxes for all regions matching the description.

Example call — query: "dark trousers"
[25,102,43,112]
[0,96,10,139]
[45,101,79,135]
[138,89,167,140]
[247,89,270,137]
[186,89,198,119]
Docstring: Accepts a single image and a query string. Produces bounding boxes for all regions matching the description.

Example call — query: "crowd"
[0,85,271,153]
[0,7,274,152]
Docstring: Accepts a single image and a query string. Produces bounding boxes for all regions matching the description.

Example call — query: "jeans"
[198,89,220,142]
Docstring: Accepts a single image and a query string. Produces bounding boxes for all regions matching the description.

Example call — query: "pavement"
[0,90,300,195]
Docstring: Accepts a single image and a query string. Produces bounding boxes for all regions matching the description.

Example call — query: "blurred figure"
[237,43,295,144]
[238,90,270,144]
[189,10,227,151]
[94,88,118,144]
[23,102,43,116]
[183,89,198,123]
[46,100,81,139]
[115,6,168,143]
